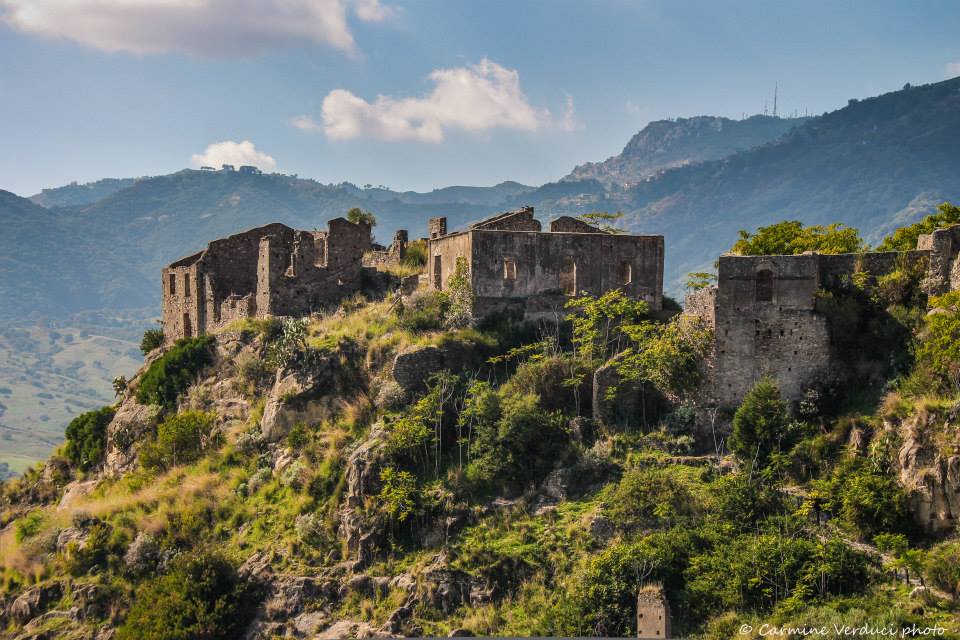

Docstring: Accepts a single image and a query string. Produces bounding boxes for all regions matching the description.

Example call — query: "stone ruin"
[684,224,960,409]
[636,584,671,639]
[427,206,664,320]
[162,218,371,342]
[364,229,409,268]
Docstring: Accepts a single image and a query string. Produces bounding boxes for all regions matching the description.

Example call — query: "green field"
[0,311,153,470]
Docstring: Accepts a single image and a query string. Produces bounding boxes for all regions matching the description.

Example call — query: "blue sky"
[1,0,958,197]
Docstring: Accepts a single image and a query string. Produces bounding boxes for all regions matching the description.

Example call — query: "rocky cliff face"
[892,404,960,535]
[563,115,806,187]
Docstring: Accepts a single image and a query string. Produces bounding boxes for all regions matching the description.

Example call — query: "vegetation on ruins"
[9,206,960,639]
[140,327,165,355]
[730,220,865,255]
[346,206,377,227]
[879,202,960,251]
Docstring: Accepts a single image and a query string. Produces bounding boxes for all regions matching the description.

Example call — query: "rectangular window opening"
[503,256,517,280]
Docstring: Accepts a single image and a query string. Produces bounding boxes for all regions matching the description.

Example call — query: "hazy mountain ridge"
[563,114,808,186]
[29,177,141,208]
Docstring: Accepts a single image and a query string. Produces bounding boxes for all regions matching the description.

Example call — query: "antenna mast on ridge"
[773,82,778,117]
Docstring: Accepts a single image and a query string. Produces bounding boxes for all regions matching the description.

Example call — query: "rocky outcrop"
[103,402,157,477]
[338,426,389,566]
[260,352,345,442]
[9,583,62,625]
[893,405,960,535]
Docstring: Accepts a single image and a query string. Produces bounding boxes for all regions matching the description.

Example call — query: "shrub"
[137,336,216,410]
[14,510,45,542]
[117,551,255,640]
[604,467,699,530]
[140,411,216,471]
[377,466,419,523]
[141,327,165,355]
[821,460,912,540]
[728,378,804,469]
[708,472,784,528]
[466,390,570,490]
[925,540,960,599]
[396,289,446,332]
[401,239,427,268]
[124,532,160,575]
[444,256,474,329]
[64,405,116,470]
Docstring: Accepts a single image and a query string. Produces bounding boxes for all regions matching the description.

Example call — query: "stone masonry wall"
[162,218,370,342]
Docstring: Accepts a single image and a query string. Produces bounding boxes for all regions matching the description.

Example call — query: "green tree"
[567,289,649,363]
[346,207,377,227]
[117,552,254,640]
[731,220,865,256]
[728,378,800,469]
[377,466,418,523]
[140,327,165,355]
[140,411,215,471]
[64,405,117,470]
[878,202,960,251]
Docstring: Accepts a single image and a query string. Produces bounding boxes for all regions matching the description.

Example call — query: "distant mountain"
[563,115,808,186]
[0,172,533,321]
[531,77,960,290]
[30,177,140,208]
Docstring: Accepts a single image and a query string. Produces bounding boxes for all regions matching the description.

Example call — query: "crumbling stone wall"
[427,207,664,321]
[687,238,951,410]
[919,225,960,295]
[162,218,371,342]
[364,229,409,268]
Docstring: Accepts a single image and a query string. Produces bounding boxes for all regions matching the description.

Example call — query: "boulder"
[260,356,339,442]
[338,426,388,565]
[391,345,444,395]
[9,583,62,624]
[418,553,472,615]
[588,514,615,543]
[103,401,157,476]
[55,528,88,553]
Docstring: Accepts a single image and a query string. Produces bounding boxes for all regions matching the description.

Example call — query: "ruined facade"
[427,206,664,320]
[686,224,960,408]
[636,585,671,639]
[162,218,371,342]
[364,229,409,268]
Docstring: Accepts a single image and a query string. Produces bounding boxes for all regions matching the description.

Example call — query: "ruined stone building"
[686,224,960,409]
[636,584,671,639]
[162,218,371,342]
[364,229,409,268]
[427,206,664,319]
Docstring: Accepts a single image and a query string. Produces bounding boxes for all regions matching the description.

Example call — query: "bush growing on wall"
[140,327,165,355]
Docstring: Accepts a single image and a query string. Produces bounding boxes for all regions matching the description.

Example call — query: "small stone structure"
[364,229,409,268]
[427,206,664,320]
[636,584,671,639]
[685,224,960,409]
[162,218,371,342]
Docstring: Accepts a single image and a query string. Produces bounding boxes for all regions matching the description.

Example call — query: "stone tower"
[637,584,671,639]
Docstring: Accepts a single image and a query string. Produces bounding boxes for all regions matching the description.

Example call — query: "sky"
[1,0,959,197]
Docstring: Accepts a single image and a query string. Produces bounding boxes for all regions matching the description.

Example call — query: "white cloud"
[190,140,277,171]
[293,58,571,142]
[0,0,397,56]
[352,0,397,22]
[947,61,960,78]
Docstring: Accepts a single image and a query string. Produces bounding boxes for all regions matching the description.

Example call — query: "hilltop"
[4,209,960,637]
[563,114,808,187]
